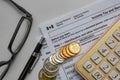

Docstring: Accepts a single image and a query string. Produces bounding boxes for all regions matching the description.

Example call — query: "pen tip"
[40,37,45,43]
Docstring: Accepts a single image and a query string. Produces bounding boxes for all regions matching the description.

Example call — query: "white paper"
[38,0,120,80]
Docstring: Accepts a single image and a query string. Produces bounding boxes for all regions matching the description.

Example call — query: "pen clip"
[28,53,40,73]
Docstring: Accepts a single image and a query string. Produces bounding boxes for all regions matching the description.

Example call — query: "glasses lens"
[0,64,9,79]
[9,17,31,54]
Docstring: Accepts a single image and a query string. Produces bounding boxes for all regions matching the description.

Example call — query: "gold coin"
[66,45,76,57]
[68,41,80,54]
[62,46,71,58]
[59,47,68,59]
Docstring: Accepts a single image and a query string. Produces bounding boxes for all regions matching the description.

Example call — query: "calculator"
[75,19,120,80]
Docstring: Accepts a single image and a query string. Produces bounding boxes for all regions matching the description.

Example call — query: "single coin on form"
[68,42,80,54]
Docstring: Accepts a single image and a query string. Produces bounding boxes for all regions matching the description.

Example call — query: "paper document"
[38,0,120,80]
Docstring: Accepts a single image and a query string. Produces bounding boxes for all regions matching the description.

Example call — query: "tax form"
[39,0,120,80]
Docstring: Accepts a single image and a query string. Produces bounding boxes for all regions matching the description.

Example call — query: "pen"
[18,37,45,80]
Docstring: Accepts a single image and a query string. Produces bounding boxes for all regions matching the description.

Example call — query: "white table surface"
[0,0,100,80]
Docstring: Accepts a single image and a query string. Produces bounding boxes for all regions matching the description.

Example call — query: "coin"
[39,68,57,80]
[59,47,68,59]
[44,59,58,71]
[49,55,56,65]
[55,52,64,63]
[68,41,80,54]
[66,45,76,56]
[56,51,64,60]
[62,46,71,58]
[53,53,64,64]
[52,54,59,65]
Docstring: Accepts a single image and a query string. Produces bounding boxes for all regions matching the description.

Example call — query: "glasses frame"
[0,0,33,79]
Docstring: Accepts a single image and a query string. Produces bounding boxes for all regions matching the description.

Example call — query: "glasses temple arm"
[8,0,32,17]
[0,61,9,67]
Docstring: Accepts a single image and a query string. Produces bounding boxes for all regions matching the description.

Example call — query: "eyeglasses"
[0,0,33,79]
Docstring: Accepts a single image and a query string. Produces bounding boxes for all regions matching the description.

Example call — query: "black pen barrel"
[34,43,42,53]
[18,37,44,80]
[18,55,36,80]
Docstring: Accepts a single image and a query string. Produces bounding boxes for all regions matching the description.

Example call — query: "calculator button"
[92,70,104,80]
[91,53,102,64]
[106,37,117,49]
[100,62,111,73]
[117,64,120,72]
[115,46,120,57]
[103,78,109,80]
[109,71,120,80]
[107,54,119,65]
[83,61,94,72]
[98,46,109,57]
[113,30,120,41]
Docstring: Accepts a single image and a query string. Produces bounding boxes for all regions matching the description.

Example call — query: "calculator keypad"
[75,19,120,80]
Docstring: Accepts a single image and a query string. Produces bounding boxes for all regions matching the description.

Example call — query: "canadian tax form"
[28,0,120,80]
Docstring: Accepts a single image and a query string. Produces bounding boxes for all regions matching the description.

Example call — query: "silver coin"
[56,52,65,61]
[44,59,59,72]
[42,68,58,78]
[52,53,59,65]
[54,52,64,64]
[49,55,56,65]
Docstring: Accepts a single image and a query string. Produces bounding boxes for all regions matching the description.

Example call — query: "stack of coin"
[39,41,81,80]
[49,52,65,65]
[49,41,81,65]
[59,41,81,59]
